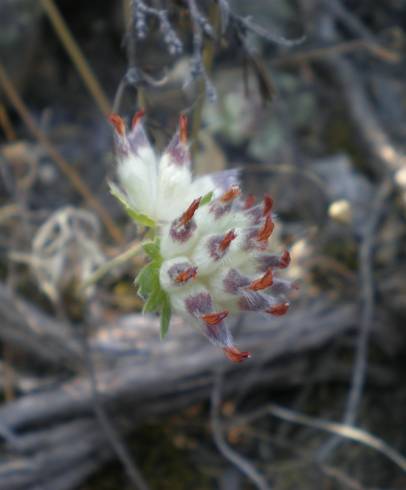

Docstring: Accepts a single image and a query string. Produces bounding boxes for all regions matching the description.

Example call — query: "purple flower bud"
[162,114,190,168]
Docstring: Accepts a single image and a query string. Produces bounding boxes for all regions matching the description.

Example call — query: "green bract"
[200,191,213,206]
[134,238,172,339]
[109,182,156,228]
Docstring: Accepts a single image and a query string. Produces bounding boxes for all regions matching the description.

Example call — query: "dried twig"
[270,37,400,67]
[211,372,271,490]
[315,11,402,460]
[229,9,304,47]
[233,424,366,490]
[81,328,149,490]
[0,63,124,245]
[228,404,406,472]
[40,0,111,116]
[0,283,82,366]
[318,15,406,183]
[325,0,399,63]
[0,301,356,429]
[0,299,364,488]
[186,0,216,102]
[189,2,221,154]
[318,180,392,459]
[0,103,17,141]
[267,404,406,472]
[132,0,183,55]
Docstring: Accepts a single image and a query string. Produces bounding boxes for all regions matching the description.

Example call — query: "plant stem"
[81,240,144,291]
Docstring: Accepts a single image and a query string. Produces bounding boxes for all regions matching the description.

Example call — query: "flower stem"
[81,240,144,291]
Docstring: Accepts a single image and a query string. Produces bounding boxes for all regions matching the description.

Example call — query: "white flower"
[110,111,295,363]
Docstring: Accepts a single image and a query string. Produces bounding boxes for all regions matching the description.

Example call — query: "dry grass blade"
[0,63,124,244]
[267,404,406,472]
[211,373,271,490]
[81,329,150,490]
[0,103,17,141]
[40,0,111,116]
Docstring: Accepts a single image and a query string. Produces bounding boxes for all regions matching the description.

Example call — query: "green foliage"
[135,238,172,339]
[109,181,156,228]
[200,191,213,206]
[142,240,161,260]
[110,183,173,339]
[160,296,171,340]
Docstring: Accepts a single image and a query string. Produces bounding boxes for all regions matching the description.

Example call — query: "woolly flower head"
[109,110,295,363]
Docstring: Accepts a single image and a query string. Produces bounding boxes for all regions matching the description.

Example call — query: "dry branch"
[0,300,356,430]
[0,284,81,367]
[0,286,359,489]
[0,63,124,244]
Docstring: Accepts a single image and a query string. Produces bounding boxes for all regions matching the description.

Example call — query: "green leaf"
[109,181,156,228]
[143,239,161,262]
[127,209,156,228]
[200,191,214,206]
[133,237,170,336]
[160,295,171,339]
[135,262,158,299]
[143,288,165,313]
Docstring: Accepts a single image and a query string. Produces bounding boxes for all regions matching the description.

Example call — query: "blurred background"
[0,0,406,489]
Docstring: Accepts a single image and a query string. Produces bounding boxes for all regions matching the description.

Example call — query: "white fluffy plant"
[109,110,295,363]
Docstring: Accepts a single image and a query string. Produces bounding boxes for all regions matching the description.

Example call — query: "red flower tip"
[219,229,237,252]
[257,215,274,242]
[180,197,201,226]
[175,266,198,283]
[266,303,289,316]
[131,108,145,129]
[223,346,251,363]
[109,114,125,136]
[201,310,229,326]
[279,250,291,269]
[220,185,241,203]
[248,268,273,291]
[244,194,256,209]
[263,194,273,216]
[179,113,188,144]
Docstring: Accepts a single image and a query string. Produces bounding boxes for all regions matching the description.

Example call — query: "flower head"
[110,111,295,362]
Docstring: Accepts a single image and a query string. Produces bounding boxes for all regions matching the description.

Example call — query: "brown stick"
[0,63,124,244]
[40,0,112,116]
[0,103,17,140]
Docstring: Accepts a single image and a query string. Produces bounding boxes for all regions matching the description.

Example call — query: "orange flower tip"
[223,346,251,363]
[131,108,145,128]
[201,310,229,326]
[244,194,256,209]
[220,185,241,203]
[248,268,273,291]
[219,229,237,252]
[180,197,201,225]
[267,303,289,316]
[179,113,188,144]
[257,216,274,242]
[263,194,273,216]
[108,114,125,136]
[175,266,198,283]
[279,250,291,269]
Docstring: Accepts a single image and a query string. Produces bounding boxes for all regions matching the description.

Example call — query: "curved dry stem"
[268,404,406,472]
[211,373,271,490]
